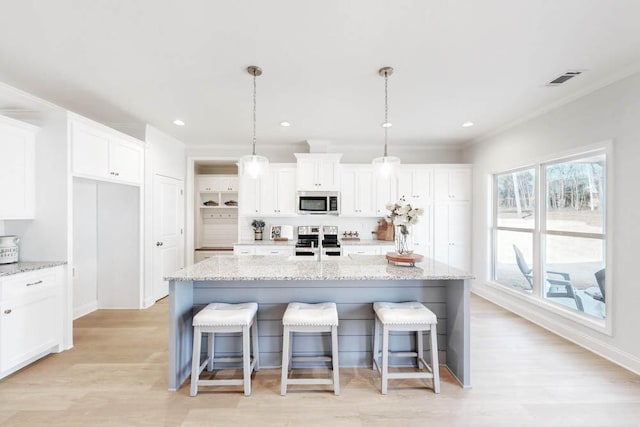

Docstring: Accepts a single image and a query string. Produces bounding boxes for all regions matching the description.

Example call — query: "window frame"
[489,142,612,335]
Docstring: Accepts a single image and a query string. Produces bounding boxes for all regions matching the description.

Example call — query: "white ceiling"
[1,0,640,149]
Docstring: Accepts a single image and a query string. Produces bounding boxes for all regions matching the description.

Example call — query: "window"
[493,168,535,292]
[492,150,607,324]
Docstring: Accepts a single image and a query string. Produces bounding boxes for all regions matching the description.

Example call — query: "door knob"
[156,242,163,246]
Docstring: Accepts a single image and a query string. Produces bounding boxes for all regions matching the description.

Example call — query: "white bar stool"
[372,301,440,394]
[280,302,340,396]
[190,302,259,397]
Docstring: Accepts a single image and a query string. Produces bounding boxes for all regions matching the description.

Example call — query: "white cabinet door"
[295,158,317,190]
[434,202,470,271]
[109,138,143,184]
[0,118,37,219]
[435,168,471,201]
[275,167,296,215]
[71,122,111,180]
[375,174,397,216]
[294,154,341,190]
[398,167,432,207]
[412,203,433,254]
[259,166,296,216]
[239,176,260,215]
[340,166,375,216]
[0,269,62,377]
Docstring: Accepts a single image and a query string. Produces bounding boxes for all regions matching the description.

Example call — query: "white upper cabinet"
[70,118,144,186]
[374,174,397,216]
[199,175,239,192]
[294,153,341,191]
[340,165,376,217]
[0,116,38,220]
[434,167,471,201]
[238,175,260,216]
[396,166,433,207]
[259,165,296,216]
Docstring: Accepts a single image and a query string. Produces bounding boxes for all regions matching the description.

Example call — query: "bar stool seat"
[372,301,440,394]
[280,302,340,396]
[190,302,259,397]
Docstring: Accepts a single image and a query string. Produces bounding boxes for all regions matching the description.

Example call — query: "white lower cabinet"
[0,267,64,379]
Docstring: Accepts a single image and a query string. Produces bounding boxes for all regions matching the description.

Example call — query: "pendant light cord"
[252,70,257,156]
[384,71,389,157]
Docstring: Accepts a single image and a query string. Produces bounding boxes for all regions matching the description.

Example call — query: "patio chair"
[512,244,584,311]
[594,268,606,302]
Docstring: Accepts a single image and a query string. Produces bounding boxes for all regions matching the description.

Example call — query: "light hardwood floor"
[0,295,639,426]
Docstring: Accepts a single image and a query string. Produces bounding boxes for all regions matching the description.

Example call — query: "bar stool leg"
[190,327,202,397]
[280,326,290,396]
[252,317,260,371]
[242,325,251,396]
[416,329,424,369]
[331,325,340,395]
[372,316,380,371]
[381,325,389,395]
[430,324,440,393]
[207,332,215,371]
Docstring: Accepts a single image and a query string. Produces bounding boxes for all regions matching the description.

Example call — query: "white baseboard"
[143,297,156,309]
[73,301,98,319]
[472,284,640,376]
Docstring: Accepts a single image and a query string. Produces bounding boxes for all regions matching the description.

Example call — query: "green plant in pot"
[251,219,266,241]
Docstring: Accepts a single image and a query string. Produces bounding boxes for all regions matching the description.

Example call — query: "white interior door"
[152,175,184,301]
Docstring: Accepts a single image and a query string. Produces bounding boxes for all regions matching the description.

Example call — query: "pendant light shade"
[240,65,269,178]
[372,66,400,176]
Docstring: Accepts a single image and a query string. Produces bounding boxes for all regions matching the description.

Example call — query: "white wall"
[143,125,186,307]
[5,111,68,261]
[463,71,640,373]
[72,178,97,318]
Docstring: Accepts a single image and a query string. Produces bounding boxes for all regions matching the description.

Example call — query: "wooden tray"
[385,252,423,266]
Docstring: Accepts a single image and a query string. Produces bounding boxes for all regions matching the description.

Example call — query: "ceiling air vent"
[546,70,584,86]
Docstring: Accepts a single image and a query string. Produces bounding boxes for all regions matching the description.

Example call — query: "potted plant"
[251,219,266,241]
[384,196,424,254]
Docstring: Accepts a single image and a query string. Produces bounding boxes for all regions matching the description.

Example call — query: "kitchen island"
[165,255,473,391]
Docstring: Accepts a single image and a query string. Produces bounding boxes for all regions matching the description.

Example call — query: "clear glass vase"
[394,224,413,254]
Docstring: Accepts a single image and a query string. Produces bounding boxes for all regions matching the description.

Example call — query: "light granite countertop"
[0,261,67,277]
[340,240,394,246]
[234,240,296,246]
[166,255,473,281]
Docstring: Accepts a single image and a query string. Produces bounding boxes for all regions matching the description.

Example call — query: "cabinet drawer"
[0,270,57,300]
[255,247,292,256]
[233,247,256,256]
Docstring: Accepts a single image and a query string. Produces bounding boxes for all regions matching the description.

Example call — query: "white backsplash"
[239,215,382,242]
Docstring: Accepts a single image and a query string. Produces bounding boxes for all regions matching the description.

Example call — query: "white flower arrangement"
[384,196,424,235]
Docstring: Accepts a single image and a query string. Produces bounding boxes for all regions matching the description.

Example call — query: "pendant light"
[372,66,401,176]
[240,65,269,178]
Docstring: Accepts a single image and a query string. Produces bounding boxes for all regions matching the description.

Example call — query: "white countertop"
[0,261,67,277]
[166,255,473,281]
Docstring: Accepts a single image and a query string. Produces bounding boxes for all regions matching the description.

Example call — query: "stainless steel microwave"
[296,192,340,215]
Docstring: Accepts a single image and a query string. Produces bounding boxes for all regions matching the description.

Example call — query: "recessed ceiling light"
[173,119,185,126]
[280,121,291,127]
[462,121,474,128]
[381,122,392,128]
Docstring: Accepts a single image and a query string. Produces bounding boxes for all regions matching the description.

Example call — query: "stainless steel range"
[295,226,320,258]
[321,226,342,257]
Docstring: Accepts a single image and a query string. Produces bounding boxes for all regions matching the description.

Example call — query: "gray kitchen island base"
[168,278,470,391]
